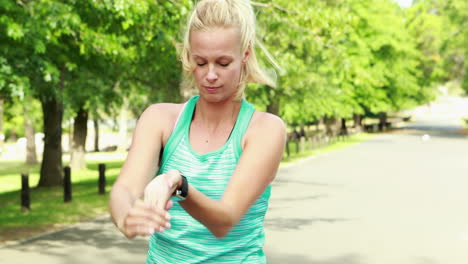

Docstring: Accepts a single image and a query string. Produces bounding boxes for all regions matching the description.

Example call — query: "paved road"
[1,97,468,264]
[264,96,468,264]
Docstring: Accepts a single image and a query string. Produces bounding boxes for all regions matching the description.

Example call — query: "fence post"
[295,138,299,154]
[98,163,106,195]
[64,166,72,202]
[285,139,290,157]
[21,173,30,212]
[308,137,313,151]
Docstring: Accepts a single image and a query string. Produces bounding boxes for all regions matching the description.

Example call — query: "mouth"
[204,86,222,93]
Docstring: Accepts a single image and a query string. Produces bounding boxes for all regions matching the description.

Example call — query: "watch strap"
[174,174,188,201]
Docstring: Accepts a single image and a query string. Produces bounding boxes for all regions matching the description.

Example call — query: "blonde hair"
[179,0,277,100]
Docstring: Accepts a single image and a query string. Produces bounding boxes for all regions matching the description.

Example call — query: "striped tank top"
[146,96,271,264]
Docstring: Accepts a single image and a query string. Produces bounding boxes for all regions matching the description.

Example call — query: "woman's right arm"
[109,104,174,239]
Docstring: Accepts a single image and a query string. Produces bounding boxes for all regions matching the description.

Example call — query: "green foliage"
[248,0,461,125]
[2,97,42,140]
[435,0,467,93]
[0,0,191,121]
[1,0,465,146]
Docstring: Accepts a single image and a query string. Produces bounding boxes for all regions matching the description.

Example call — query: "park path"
[1,96,467,264]
[264,96,468,264]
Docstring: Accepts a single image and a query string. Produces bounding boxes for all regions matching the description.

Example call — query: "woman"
[109,0,286,263]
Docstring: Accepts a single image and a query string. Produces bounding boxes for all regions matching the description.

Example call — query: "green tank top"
[146,96,271,264]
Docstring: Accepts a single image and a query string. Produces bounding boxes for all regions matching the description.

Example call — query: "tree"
[1,0,192,182]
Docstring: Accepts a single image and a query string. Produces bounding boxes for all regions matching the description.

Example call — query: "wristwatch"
[173,173,188,202]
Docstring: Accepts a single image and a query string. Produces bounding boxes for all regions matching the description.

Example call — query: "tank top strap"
[231,99,256,160]
[159,96,199,169]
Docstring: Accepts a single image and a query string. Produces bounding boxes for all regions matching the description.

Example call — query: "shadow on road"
[390,118,467,140]
[273,177,335,187]
[4,217,148,258]
[266,251,365,264]
[265,217,351,232]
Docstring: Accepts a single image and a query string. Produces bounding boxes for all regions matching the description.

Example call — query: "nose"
[206,65,218,83]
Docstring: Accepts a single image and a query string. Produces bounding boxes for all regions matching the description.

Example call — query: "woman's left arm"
[178,113,286,238]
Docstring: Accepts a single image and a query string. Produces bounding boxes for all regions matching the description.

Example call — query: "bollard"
[285,139,290,157]
[98,163,106,195]
[64,166,72,202]
[295,138,299,154]
[21,173,30,211]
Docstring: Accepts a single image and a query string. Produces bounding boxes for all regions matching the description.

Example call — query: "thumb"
[165,200,174,210]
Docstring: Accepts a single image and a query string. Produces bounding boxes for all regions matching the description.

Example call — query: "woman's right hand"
[119,199,173,239]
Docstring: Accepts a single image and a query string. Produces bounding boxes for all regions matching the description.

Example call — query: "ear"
[242,46,251,64]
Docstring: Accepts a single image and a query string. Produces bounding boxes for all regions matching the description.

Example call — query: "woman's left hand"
[144,169,182,209]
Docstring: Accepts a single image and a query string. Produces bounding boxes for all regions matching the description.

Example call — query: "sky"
[393,0,413,8]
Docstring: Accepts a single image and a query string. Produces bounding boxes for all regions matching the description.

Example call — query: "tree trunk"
[38,65,65,187]
[117,98,129,151]
[24,96,38,164]
[70,106,88,171]
[68,118,73,153]
[316,118,322,132]
[38,95,64,187]
[353,114,363,133]
[378,112,388,132]
[0,97,4,156]
[341,118,348,135]
[9,128,17,142]
[323,116,335,136]
[93,117,100,152]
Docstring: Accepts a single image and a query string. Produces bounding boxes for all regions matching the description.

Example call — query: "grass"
[281,132,372,166]
[0,152,125,243]
[0,133,371,243]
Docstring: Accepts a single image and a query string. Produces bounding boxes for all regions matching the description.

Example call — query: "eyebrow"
[193,55,234,60]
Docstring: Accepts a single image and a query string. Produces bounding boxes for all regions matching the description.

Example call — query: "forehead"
[190,27,241,58]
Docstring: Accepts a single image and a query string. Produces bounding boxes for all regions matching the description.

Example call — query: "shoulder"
[245,111,286,144]
[250,111,286,132]
[134,102,186,146]
[136,103,184,133]
[139,103,183,123]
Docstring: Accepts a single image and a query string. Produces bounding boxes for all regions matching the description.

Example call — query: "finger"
[165,200,174,210]
[123,218,152,238]
[147,204,171,219]
[127,223,156,237]
[128,202,170,227]
[125,215,169,236]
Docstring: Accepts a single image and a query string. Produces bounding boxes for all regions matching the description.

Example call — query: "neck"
[194,97,242,130]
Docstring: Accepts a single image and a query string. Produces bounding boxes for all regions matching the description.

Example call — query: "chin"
[199,93,227,103]
[197,86,238,103]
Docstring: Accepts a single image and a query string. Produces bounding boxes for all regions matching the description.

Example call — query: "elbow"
[209,213,237,239]
[206,201,240,238]
[210,225,233,239]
